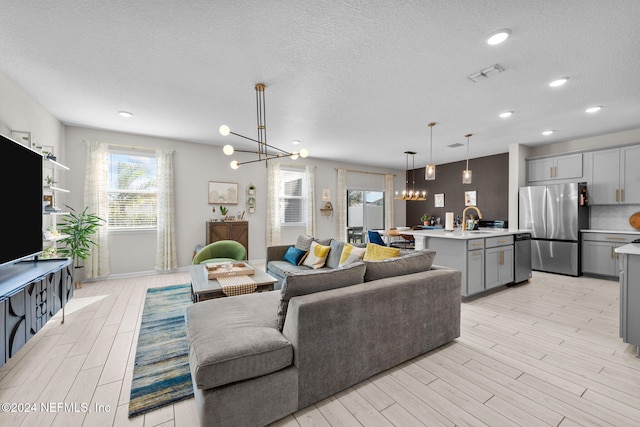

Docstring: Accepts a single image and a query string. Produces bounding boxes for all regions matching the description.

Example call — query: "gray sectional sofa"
[185,246,461,427]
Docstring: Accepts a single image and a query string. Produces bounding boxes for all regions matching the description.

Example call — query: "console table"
[0,258,73,368]
[206,221,249,257]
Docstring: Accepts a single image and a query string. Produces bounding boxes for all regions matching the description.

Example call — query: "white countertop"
[615,243,640,255]
[403,228,530,240]
[581,229,640,235]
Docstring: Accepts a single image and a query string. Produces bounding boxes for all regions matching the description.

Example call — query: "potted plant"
[219,205,228,220]
[248,184,256,195]
[56,206,105,288]
[421,213,432,226]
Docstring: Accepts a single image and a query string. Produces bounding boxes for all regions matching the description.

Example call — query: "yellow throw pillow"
[363,243,400,261]
[302,241,331,269]
[338,243,366,267]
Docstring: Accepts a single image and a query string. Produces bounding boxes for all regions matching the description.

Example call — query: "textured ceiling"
[1,0,639,169]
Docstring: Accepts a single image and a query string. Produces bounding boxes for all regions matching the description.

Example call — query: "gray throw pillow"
[295,235,315,251]
[325,239,345,269]
[276,262,365,331]
[314,237,333,247]
[364,249,436,282]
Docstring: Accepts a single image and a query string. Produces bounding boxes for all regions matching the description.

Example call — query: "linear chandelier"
[395,151,426,201]
[219,83,308,169]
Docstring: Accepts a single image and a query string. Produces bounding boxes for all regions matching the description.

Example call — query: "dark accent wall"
[405,153,509,226]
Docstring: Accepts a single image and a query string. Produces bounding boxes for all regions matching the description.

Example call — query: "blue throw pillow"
[283,246,307,265]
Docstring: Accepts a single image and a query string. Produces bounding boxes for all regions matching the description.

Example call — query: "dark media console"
[0,258,73,368]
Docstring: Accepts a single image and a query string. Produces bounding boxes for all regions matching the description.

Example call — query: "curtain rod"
[82,139,175,152]
[337,168,396,177]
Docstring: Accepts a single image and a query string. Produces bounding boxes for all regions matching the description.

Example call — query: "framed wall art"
[465,191,477,206]
[208,181,238,204]
[434,193,444,208]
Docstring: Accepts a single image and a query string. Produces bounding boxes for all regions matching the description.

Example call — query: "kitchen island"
[614,243,640,357]
[403,229,531,297]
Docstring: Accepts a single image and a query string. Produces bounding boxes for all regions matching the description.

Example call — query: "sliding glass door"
[347,190,384,243]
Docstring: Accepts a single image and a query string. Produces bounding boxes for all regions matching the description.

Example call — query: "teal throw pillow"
[283,246,307,266]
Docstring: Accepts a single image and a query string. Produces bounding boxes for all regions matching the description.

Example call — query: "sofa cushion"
[302,241,331,269]
[295,235,315,251]
[364,249,436,282]
[268,260,314,278]
[339,243,366,267]
[363,243,400,261]
[186,291,293,390]
[277,262,366,331]
[325,239,345,269]
[283,246,307,266]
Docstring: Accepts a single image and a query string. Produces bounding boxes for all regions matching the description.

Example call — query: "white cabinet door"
[528,158,555,182]
[555,153,583,180]
[590,148,620,204]
[622,145,640,204]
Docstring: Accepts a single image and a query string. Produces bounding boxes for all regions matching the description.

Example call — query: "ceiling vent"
[467,64,505,83]
[448,143,464,148]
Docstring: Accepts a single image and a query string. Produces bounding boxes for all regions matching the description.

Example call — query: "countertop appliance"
[513,233,532,283]
[519,182,589,276]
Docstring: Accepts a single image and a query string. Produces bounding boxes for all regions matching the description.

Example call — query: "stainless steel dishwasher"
[514,233,532,283]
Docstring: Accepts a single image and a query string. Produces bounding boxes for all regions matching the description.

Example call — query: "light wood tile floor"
[1,270,639,426]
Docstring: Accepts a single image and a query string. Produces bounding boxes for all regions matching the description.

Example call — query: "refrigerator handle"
[622,188,624,202]
[616,189,619,202]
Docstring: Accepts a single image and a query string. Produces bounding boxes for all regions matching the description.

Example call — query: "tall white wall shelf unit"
[42,157,70,258]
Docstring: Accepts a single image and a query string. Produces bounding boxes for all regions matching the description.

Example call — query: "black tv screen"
[0,133,43,268]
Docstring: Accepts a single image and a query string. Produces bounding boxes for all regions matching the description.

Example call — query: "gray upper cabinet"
[527,153,583,183]
[589,145,640,205]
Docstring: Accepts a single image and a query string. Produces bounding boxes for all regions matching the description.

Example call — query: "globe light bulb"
[219,125,231,136]
[230,160,239,169]
[290,152,299,160]
[299,148,309,158]
[223,144,234,155]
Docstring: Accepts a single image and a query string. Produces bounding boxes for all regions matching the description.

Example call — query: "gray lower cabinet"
[582,232,638,278]
[485,236,514,289]
[619,253,640,356]
[467,246,484,296]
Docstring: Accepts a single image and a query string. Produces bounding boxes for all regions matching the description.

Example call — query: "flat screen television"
[0,133,43,268]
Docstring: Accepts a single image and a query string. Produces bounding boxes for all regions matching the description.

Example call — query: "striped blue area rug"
[128,283,194,418]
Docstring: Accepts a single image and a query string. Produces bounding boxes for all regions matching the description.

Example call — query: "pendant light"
[462,133,473,184]
[425,122,436,180]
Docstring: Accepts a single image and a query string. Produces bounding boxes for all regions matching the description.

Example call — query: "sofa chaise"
[185,246,461,426]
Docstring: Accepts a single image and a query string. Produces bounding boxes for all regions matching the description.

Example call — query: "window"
[108,149,157,229]
[279,166,306,226]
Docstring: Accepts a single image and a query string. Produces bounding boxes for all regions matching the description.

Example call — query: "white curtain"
[84,141,110,278]
[336,168,347,242]
[155,149,177,270]
[384,173,395,230]
[266,162,281,246]
[306,165,316,237]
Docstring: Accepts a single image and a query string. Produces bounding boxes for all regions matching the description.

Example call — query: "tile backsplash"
[589,205,640,231]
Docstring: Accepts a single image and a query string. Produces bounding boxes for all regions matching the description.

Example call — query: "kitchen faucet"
[462,206,483,230]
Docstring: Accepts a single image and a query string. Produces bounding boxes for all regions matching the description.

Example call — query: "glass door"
[347,190,384,243]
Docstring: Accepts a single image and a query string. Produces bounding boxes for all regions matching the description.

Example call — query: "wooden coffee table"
[189,264,278,302]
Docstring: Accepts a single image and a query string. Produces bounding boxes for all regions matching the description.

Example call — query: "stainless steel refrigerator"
[518,182,589,276]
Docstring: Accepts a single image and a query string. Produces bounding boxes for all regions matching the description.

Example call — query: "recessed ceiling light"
[118,111,134,118]
[542,130,554,136]
[292,140,300,145]
[585,106,602,113]
[548,78,568,87]
[499,111,513,118]
[485,29,511,45]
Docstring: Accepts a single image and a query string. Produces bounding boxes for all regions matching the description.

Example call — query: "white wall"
[63,126,405,275]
